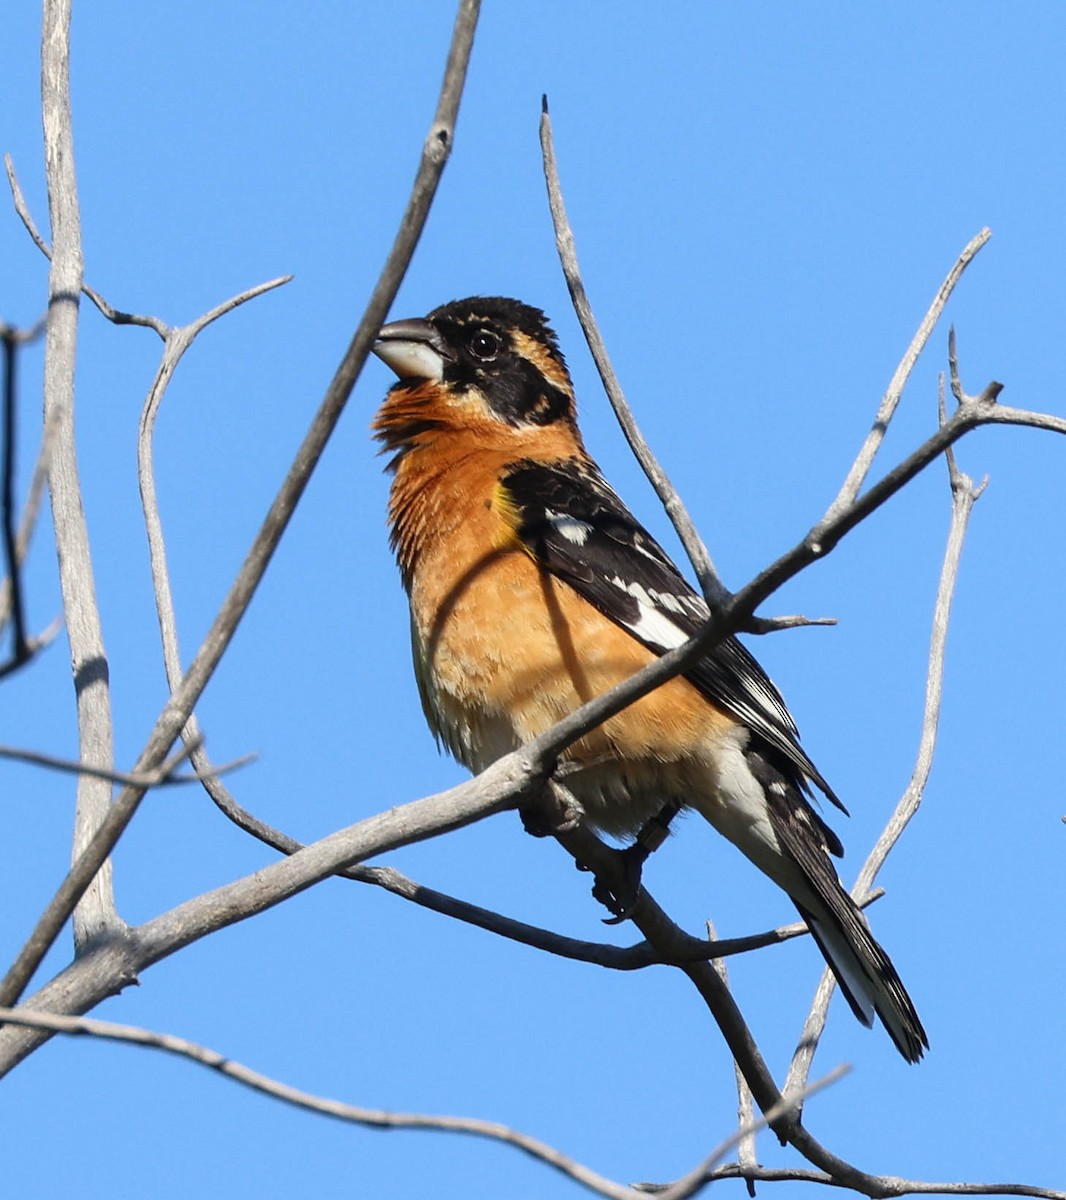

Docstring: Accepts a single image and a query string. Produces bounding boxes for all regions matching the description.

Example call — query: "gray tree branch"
[3,11,1061,1199]
[0,314,53,677]
[0,0,481,1015]
[826,229,992,518]
[40,0,120,950]
[0,1006,645,1200]
[785,374,989,1101]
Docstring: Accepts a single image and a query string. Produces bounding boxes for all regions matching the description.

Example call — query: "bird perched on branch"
[371,295,927,1063]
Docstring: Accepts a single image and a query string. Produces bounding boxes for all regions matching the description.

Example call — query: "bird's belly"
[408,550,738,837]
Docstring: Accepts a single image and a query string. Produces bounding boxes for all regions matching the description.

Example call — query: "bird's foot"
[519,783,585,837]
[592,843,648,924]
[591,800,683,924]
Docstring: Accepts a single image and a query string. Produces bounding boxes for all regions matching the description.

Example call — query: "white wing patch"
[609,576,692,650]
[545,510,592,546]
[604,567,796,744]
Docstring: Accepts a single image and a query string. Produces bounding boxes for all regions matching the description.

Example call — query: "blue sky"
[2,3,1064,1197]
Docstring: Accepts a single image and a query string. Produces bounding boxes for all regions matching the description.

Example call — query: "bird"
[371,294,927,1063]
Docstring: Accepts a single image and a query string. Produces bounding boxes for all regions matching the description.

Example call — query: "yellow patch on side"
[490,479,535,557]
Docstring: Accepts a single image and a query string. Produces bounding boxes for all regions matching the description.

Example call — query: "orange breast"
[395,451,737,834]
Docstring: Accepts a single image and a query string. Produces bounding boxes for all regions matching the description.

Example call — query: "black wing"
[501,456,845,816]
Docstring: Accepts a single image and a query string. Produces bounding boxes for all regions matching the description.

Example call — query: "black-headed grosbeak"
[371,295,927,1063]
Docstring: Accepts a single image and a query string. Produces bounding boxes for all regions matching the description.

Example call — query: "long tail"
[769,797,928,1063]
[796,894,927,1063]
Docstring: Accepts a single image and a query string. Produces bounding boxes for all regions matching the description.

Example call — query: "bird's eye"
[467,329,500,362]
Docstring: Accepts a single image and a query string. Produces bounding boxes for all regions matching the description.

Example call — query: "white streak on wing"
[606,564,794,742]
[730,658,794,733]
[546,510,592,546]
[607,576,690,650]
[628,600,690,650]
[631,535,664,563]
[654,590,685,615]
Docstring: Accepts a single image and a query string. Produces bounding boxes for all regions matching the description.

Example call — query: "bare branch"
[648,1066,850,1200]
[133,275,291,858]
[655,1166,1066,1200]
[31,1008,1026,1200]
[827,229,991,518]
[9,998,1057,1200]
[705,917,757,1193]
[0,1007,645,1200]
[0,753,546,1073]
[6,154,169,335]
[0,616,62,681]
[6,154,289,345]
[205,769,884,967]
[0,399,60,639]
[543,816,920,1190]
[540,99,834,636]
[0,740,253,788]
[8,771,1061,1200]
[0,322,44,664]
[786,372,988,1099]
[539,99,722,603]
[0,0,482,1016]
[40,0,121,950]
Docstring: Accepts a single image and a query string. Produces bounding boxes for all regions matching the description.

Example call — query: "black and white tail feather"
[503,456,928,1063]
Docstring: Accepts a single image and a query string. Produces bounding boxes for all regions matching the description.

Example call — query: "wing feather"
[501,457,845,813]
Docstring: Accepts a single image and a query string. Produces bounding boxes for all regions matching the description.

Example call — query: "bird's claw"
[589,800,682,922]
[591,843,648,924]
[519,807,553,838]
[519,788,585,838]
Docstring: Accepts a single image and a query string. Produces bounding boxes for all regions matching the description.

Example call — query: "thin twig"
[0,396,60,637]
[0,616,62,681]
[5,155,168,336]
[4,1003,1059,1200]
[785,370,988,1100]
[1,327,30,659]
[705,917,758,1193]
[204,770,884,967]
[648,1066,850,1200]
[539,98,832,636]
[133,276,290,853]
[0,0,482,1015]
[0,741,254,788]
[662,1166,1065,1200]
[0,1007,644,1200]
[538,100,725,608]
[826,229,991,519]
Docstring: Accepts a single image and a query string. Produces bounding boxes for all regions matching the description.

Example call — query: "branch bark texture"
[40,0,119,949]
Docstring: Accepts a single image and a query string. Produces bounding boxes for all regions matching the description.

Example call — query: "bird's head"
[372,297,578,453]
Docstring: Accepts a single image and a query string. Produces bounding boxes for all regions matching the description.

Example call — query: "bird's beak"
[372,318,450,382]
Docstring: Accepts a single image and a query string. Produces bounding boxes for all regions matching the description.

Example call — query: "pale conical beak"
[372,318,450,381]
